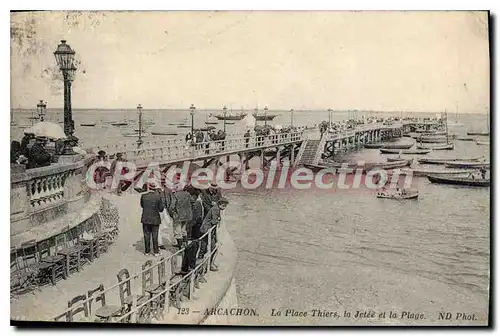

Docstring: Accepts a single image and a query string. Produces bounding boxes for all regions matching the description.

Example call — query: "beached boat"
[398,168,475,177]
[427,174,490,187]
[376,190,419,200]
[364,143,384,149]
[444,161,490,169]
[416,136,451,143]
[417,156,484,164]
[80,123,97,127]
[476,141,489,146]
[380,148,431,155]
[416,143,454,150]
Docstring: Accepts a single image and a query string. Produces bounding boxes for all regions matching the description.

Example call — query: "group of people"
[185,129,227,152]
[11,134,53,169]
[140,181,229,275]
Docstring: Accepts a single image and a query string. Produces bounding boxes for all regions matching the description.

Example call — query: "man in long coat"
[140,184,165,256]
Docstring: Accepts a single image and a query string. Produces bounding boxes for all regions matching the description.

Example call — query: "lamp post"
[190,104,196,135]
[223,105,228,132]
[327,108,332,126]
[264,106,268,127]
[54,40,78,153]
[290,109,294,127]
[37,100,47,122]
[137,104,143,147]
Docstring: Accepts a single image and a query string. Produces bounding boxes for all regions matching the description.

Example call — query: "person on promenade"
[200,182,224,215]
[181,185,204,275]
[244,129,250,148]
[140,183,165,256]
[185,131,193,145]
[168,186,193,249]
[11,141,21,164]
[92,150,108,187]
[110,153,130,195]
[200,197,229,272]
[27,136,52,169]
[20,132,34,157]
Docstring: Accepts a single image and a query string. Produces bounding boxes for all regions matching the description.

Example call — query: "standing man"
[200,197,229,272]
[140,183,165,256]
[169,186,193,249]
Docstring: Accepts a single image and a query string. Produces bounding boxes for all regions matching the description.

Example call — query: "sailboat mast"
[445,109,449,144]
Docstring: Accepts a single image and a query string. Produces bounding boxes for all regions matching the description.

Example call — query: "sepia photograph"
[9,10,490,326]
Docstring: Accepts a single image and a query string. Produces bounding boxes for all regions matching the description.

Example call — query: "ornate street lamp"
[190,104,196,135]
[264,106,268,127]
[223,105,227,133]
[54,40,78,153]
[137,104,143,147]
[37,100,47,122]
[290,108,294,127]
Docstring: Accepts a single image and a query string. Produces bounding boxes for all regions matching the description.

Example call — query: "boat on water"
[380,148,431,155]
[398,168,476,177]
[177,125,191,128]
[476,140,489,146]
[168,122,187,125]
[151,131,178,136]
[376,190,419,200]
[225,122,235,125]
[111,122,128,126]
[467,132,489,136]
[417,156,484,164]
[378,143,414,150]
[444,161,490,169]
[253,114,278,121]
[308,158,412,173]
[80,123,97,127]
[213,113,246,120]
[455,137,475,141]
[427,174,490,187]
[205,121,219,125]
[416,143,454,150]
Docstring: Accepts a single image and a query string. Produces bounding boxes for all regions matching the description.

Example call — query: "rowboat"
[376,190,419,200]
[444,161,489,169]
[380,148,431,155]
[467,131,489,136]
[455,137,475,141]
[416,143,454,150]
[111,122,128,126]
[398,168,476,177]
[416,137,450,143]
[177,125,191,128]
[386,156,411,162]
[417,156,484,164]
[427,174,490,187]
[476,141,489,146]
[377,143,414,150]
[80,123,96,127]
[309,158,412,173]
[205,121,219,125]
[225,122,236,125]
[151,131,178,136]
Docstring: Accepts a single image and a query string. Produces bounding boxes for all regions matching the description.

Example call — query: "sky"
[10,11,490,113]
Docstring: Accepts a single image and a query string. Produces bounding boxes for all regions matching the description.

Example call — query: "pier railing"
[53,223,220,323]
[90,131,306,167]
[324,122,403,141]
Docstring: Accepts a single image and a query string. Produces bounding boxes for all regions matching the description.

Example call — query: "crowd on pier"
[139,180,228,276]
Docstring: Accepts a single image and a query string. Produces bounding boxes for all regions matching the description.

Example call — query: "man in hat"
[140,182,165,256]
[27,136,52,169]
[244,129,250,148]
[169,185,193,249]
[200,181,224,215]
[200,197,229,272]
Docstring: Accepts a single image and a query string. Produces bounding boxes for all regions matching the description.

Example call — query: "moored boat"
[376,143,414,150]
[111,122,128,126]
[427,174,490,187]
[467,131,489,136]
[444,161,490,169]
[253,114,278,121]
[213,113,246,120]
[376,190,419,200]
[417,156,483,164]
[80,123,97,127]
[151,131,178,136]
[455,136,475,141]
[476,141,489,146]
[380,148,431,155]
[205,121,219,125]
[398,168,476,177]
[309,158,412,173]
[416,143,454,150]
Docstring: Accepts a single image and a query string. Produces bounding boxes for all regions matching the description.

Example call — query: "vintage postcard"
[10,10,490,326]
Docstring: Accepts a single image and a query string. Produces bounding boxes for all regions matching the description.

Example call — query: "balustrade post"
[207,230,212,270]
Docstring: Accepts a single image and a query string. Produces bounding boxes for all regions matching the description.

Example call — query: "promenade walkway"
[11,193,174,321]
